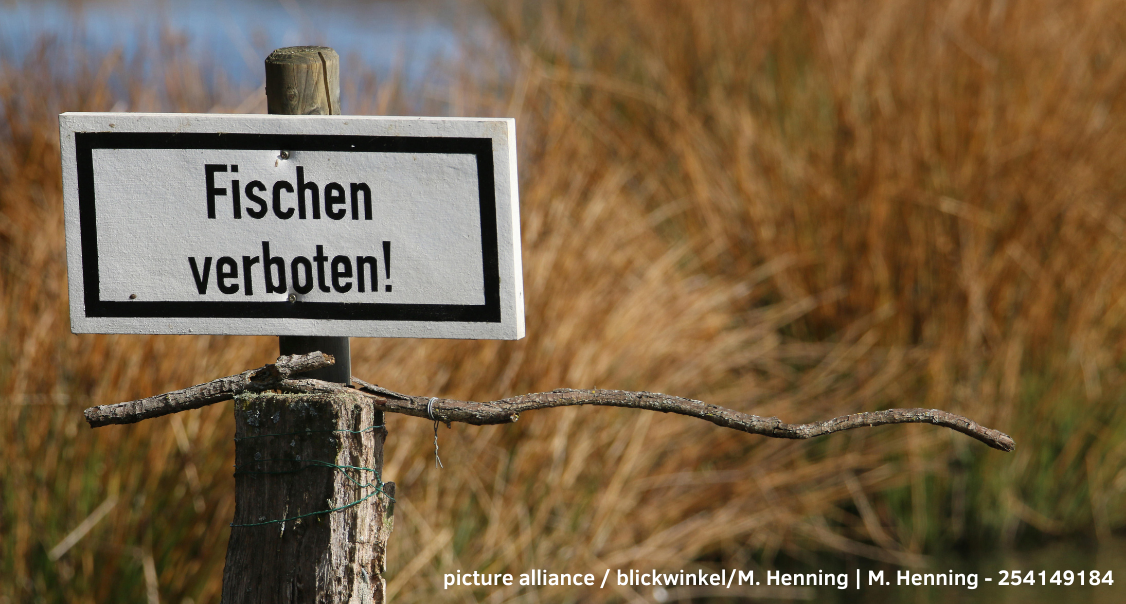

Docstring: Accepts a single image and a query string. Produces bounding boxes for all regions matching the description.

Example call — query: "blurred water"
[0,0,485,87]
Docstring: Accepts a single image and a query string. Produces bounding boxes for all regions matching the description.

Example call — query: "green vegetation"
[3,1,1126,601]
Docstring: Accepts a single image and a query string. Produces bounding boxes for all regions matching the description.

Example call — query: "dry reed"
[3,1,1126,602]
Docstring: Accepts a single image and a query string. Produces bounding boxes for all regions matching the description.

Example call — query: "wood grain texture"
[220,390,393,604]
[265,46,341,116]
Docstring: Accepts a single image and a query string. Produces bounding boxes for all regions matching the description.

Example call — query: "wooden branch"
[344,384,1016,452]
[82,352,335,428]
[83,354,1015,451]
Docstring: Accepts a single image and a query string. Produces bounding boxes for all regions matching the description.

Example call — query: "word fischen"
[205,164,373,221]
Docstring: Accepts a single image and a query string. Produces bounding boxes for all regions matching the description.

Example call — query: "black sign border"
[75,131,501,323]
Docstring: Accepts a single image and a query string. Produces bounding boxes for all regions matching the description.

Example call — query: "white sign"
[60,113,524,339]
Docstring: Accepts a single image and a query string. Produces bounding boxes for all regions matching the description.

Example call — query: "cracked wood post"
[220,46,393,604]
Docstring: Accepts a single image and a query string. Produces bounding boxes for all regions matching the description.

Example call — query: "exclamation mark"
[383,241,392,292]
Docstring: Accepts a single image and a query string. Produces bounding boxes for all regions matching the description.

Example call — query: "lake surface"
[0,0,486,86]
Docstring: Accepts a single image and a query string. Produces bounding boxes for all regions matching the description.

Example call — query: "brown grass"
[3,1,1126,602]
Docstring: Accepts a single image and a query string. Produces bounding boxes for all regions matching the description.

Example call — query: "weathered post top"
[265,46,341,116]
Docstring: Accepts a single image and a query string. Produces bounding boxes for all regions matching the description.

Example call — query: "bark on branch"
[82,352,335,427]
[84,353,1015,452]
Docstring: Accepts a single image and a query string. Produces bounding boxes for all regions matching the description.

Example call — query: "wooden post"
[264,45,342,117]
[264,45,351,385]
[221,46,393,603]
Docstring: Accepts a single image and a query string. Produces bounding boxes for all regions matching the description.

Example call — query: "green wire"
[229,425,394,528]
[233,425,384,441]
